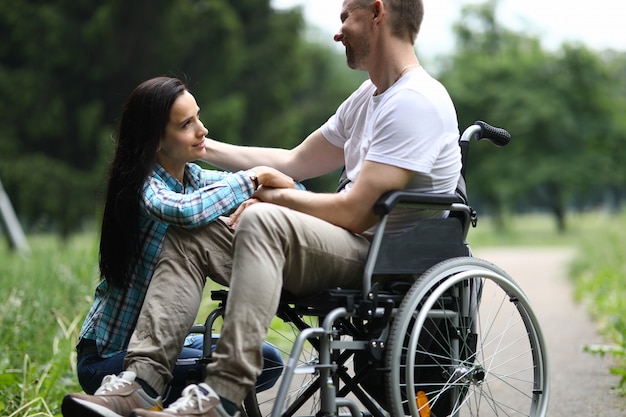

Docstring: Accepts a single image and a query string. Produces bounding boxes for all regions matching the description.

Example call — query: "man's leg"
[62,220,236,417]
[125,219,235,394]
[205,203,370,405]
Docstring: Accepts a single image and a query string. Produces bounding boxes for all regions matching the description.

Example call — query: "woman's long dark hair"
[99,77,187,288]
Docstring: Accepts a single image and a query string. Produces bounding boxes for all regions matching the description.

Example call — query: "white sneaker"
[130,383,238,417]
[62,371,162,417]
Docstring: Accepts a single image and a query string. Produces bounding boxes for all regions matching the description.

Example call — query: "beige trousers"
[125,203,370,404]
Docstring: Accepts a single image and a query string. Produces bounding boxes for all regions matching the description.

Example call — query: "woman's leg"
[77,351,126,394]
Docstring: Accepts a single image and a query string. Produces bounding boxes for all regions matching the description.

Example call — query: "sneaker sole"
[62,395,125,417]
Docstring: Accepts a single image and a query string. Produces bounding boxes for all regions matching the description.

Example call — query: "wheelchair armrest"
[373,190,462,215]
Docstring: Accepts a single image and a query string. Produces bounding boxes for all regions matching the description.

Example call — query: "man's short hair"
[355,0,424,42]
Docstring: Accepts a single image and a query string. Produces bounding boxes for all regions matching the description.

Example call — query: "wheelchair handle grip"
[472,120,511,147]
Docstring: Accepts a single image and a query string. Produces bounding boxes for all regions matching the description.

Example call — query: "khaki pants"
[125,203,370,404]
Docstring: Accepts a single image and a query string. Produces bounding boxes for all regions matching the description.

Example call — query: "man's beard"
[345,41,369,70]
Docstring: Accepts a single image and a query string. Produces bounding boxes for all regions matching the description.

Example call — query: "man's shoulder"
[348,79,376,100]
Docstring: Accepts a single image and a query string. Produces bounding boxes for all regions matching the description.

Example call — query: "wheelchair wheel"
[386,257,549,417]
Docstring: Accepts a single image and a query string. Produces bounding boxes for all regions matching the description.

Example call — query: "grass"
[0,233,98,417]
[1,210,625,415]
[568,211,626,394]
[467,210,611,247]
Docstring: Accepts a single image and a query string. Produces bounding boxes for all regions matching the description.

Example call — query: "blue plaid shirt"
[79,162,255,358]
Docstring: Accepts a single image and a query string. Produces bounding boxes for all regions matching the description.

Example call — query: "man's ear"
[372,0,384,22]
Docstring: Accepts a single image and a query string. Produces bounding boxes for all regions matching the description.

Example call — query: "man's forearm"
[203,138,292,173]
[256,187,377,234]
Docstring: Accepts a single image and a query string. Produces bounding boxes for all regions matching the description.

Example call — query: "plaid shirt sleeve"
[140,165,255,228]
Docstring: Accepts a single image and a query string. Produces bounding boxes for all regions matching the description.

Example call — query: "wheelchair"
[192,121,549,417]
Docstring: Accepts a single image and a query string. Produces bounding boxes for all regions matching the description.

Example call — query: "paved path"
[473,247,625,416]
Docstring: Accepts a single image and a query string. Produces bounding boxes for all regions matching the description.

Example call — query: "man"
[62,1,461,416]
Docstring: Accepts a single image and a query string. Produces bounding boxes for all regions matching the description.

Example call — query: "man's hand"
[228,166,296,228]
[250,161,413,234]
[254,166,296,189]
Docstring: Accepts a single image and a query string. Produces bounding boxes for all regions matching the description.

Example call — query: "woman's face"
[157,90,208,173]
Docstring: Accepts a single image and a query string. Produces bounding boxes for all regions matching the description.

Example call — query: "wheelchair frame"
[194,121,549,417]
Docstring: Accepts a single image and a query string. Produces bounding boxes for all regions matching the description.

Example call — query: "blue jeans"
[77,335,283,406]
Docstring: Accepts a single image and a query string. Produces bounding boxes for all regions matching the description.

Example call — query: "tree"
[0,0,363,236]
[437,0,626,231]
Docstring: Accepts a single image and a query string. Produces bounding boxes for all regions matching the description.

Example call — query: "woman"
[77,76,294,405]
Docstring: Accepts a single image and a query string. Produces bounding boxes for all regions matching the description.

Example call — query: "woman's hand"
[227,197,261,229]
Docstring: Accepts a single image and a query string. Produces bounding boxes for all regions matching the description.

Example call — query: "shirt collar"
[153,163,202,194]
[154,163,184,193]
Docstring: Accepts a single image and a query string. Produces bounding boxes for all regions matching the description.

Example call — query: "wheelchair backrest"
[371,216,470,275]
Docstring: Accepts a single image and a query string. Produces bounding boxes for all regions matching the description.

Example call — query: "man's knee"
[164,221,233,255]
[236,203,290,240]
[159,221,234,285]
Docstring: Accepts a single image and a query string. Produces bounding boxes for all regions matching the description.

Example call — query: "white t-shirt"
[321,67,461,233]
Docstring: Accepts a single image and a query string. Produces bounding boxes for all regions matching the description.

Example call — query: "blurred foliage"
[438,0,626,231]
[0,0,364,237]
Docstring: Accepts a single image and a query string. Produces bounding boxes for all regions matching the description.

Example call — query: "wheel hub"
[449,364,486,385]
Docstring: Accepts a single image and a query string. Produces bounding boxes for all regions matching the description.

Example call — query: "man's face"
[334,0,373,70]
